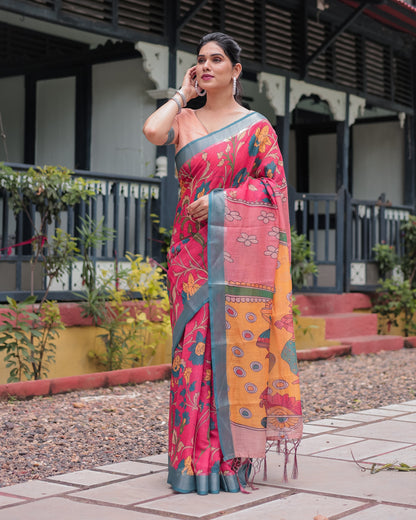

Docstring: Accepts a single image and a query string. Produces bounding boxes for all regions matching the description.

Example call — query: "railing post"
[379,192,387,245]
[288,184,297,229]
[344,188,351,292]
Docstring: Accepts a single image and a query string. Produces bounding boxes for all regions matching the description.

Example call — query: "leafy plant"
[0,296,64,382]
[372,242,399,279]
[0,163,95,380]
[373,279,416,337]
[75,215,116,326]
[372,216,416,337]
[0,163,95,298]
[401,215,416,288]
[290,228,318,290]
[150,213,172,270]
[86,254,170,371]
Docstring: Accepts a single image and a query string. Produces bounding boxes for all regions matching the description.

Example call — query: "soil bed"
[1,349,415,487]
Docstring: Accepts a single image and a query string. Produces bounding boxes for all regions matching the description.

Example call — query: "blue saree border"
[208,188,234,460]
[171,283,209,358]
[175,111,264,171]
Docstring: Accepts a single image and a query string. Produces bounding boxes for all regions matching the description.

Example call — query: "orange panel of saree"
[167,110,302,495]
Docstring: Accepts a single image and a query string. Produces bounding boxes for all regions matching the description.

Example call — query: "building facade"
[0,0,415,296]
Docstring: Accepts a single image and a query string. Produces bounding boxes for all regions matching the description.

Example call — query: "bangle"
[176,89,187,107]
[170,95,182,114]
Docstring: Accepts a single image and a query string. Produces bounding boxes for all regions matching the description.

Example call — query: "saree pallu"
[167,111,302,495]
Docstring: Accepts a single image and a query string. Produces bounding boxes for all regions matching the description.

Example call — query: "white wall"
[36,76,76,168]
[0,76,25,163]
[91,58,156,177]
[241,78,275,123]
[353,121,404,205]
[309,133,337,193]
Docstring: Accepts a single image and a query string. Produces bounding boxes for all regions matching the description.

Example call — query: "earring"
[195,80,206,96]
[233,77,237,97]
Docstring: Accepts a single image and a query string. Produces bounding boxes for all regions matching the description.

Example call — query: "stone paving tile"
[0,495,27,507]
[354,408,407,417]
[364,445,416,466]
[402,400,416,406]
[137,483,287,518]
[378,404,416,412]
[332,413,381,423]
[297,434,363,455]
[341,504,416,519]
[138,454,168,465]
[0,480,76,499]
[392,412,416,423]
[302,424,337,435]
[307,418,361,428]
[260,452,416,505]
[70,470,172,505]
[217,492,364,520]
[310,439,412,462]
[0,497,167,520]
[48,469,126,486]
[336,419,416,443]
[95,461,166,476]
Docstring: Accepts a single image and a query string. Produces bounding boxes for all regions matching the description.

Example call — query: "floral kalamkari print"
[167,111,302,494]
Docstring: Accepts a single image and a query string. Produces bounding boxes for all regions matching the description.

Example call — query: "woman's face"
[196,41,236,92]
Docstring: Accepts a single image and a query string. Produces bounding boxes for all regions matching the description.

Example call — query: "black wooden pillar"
[404,47,416,210]
[403,115,415,209]
[158,0,179,231]
[275,78,291,176]
[336,93,350,192]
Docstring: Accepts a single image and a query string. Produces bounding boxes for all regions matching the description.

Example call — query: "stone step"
[295,293,372,316]
[334,334,404,355]
[312,312,379,339]
[297,344,352,361]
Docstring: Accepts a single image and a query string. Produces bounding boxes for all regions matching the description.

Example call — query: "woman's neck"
[202,89,241,113]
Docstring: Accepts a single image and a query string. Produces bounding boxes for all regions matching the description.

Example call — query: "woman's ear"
[233,62,242,78]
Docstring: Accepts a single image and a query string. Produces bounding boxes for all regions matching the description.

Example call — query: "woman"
[143,32,302,495]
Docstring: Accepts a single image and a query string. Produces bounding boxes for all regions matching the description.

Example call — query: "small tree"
[372,215,416,337]
[86,255,171,371]
[0,164,95,380]
[290,228,318,290]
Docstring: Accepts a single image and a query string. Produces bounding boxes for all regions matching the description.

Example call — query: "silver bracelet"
[170,95,182,114]
[176,89,187,108]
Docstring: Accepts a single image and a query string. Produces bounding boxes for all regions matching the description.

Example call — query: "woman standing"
[143,32,302,495]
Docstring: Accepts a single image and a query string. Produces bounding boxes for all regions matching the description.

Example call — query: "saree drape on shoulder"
[167,110,302,495]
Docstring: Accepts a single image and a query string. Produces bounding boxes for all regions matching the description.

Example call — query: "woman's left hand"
[187,195,209,222]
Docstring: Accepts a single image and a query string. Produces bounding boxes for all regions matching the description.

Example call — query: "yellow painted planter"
[0,301,172,385]
[377,311,416,336]
[0,325,172,384]
[294,316,341,350]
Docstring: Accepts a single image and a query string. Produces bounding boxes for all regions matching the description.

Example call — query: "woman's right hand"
[180,66,198,104]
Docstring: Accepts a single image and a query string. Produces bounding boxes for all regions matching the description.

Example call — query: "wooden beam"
[176,0,210,31]
[305,1,371,73]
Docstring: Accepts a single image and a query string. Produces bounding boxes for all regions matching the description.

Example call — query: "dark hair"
[196,32,243,103]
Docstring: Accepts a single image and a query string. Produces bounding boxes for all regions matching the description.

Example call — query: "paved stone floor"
[1,400,415,519]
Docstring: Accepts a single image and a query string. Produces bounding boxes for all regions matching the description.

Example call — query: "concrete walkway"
[1,401,415,519]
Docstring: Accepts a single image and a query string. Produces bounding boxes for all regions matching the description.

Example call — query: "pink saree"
[167,110,302,495]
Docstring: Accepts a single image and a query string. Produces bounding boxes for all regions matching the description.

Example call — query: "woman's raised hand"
[180,66,198,104]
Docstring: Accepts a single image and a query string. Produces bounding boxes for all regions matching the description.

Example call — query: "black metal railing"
[289,186,345,293]
[289,186,414,293]
[0,163,162,301]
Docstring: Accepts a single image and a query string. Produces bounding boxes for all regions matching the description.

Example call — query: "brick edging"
[0,364,172,400]
[297,345,352,361]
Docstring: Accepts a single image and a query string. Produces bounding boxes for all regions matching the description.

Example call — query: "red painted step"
[334,335,404,355]
[315,312,379,339]
[295,293,372,316]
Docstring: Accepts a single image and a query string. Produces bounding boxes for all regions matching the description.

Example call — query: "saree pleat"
[167,110,302,494]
